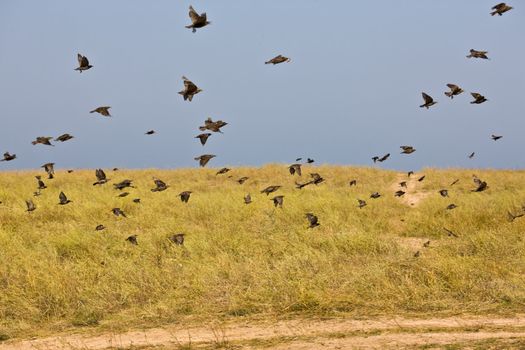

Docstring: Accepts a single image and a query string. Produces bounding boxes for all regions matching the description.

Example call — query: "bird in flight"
[420,93,437,109]
[41,162,55,179]
[26,199,36,212]
[400,146,416,154]
[265,55,291,65]
[445,84,464,99]
[179,76,202,101]
[179,191,192,203]
[75,53,93,72]
[261,185,281,195]
[186,5,210,33]
[145,130,156,135]
[32,136,54,146]
[491,3,513,16]
[271,195,284,208]
[305,213,320,228]
[1,152,16,161]
[491,134,503,141]
[194,154,215,167]
[90,106,111,117]
[93,169,109,186]
[195,133,212,145]
[55,134,74,142]
[467,49,489,59]
[470,93,488,104]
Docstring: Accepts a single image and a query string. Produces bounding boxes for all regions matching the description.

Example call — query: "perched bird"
[450,179,460,186]
[467,49,489,59]
[133,198,141,204]
[179,76,202,101]
[112,208,127,217]
[117,192,129,198]
[126,235,138,245]
[179,191,192,203]
[357,199,367,208]
[55,134,74,142]
[395,190,406,197]
[400,146,416,154]
[445,84,464,99]
[370,192,381,199]
[289,163,302,176]
[418,175,426,182]
[186,5,210,33]
[446,204,458,210]
[443,227,459,238]
[244,194,252,204]
[151,178,169,192]
[41,163,55,179]
[31,136,53,146]
[238,177,249,184]
[145,130,156,135]
[265,55,291,65]
[468,152,475,159]
[491,3,513,16]
[439,189,448,197]
[90,106,111,117]
[95,224,105,231]
[1,152,16,161]
[305,213,320,228]
[169,233,185,245]
[420,93,437,109]
[507,211,524,222]
[26,199,36,212]
[58,191,71,205]
[349,180,357,186]
[75,53,93,72]
[194,154,216,167]
[199,117,228,133]
[113,179,134,190]
[473,181,488,192]
[93,169,109,186]
[216,167,231,175]
[261,185,281,195]
[470,93,487,104]
[35,176,46,190]
[271,195,284,208]
[195,133,212,145]
[491,134,503,141]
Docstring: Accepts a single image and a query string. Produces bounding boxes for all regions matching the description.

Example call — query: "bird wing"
[471,92,481,99]
[422,93,433,104]
[59,192,67,202]
[77,54,84,66]
[492,3,506,10]
[189,6,200,23]
[447,84,459,90]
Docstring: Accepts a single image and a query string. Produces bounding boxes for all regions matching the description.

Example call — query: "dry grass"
[1,165,525,339]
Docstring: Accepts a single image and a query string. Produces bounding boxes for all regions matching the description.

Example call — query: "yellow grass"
[1,165,525,339]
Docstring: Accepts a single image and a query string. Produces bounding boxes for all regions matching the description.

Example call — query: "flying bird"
[399,181,407,188]
[446,204,458,210]
[470,93,487,104]
[186,5,210,33]
[31,136,53,146]
[271,195,284,208]
[400,146,416,154]
[418,175,426,182]
[468,152,475,159]
[199,118,228,133]
[126,235,138,245]
[179,76,202,101]
[75,53,93,72]
[151,178,169,192]
[179,191,192,203]
[93,169,109,186]
[1,152,16,161]
[349,180,357,186]
[370,192,381,199]
[95,224,105,231]
[169,233,185,245]
[445,84,464,99]
[35,176,46,190]
[41,163,55,179]
[306,158,315,164]
[112,208,127,217]
[289,164,302,176]
[395,190,406,197]
[145,130,156,135]
[244,194,252,204]
[439,189,448,197]
[357,199,367,209]
[216,168,231,175]
[491,3,513,16]
[113,179,134,190]
[450,179,460,186]
[90,106,111,117]
[133,198,141,204]
[261,185,281,195]
[117,192,129,197]
[238,177,249,184]
[420,93,437,109]
[26,199,36,212]
[194,154,216,167]
[473,181,488,192]
[491,134,503,141]
[58,191,71,205]
[265,55,291,65]
[467,49,489,59]
[55,134,74,142]
[195,133,211,145]
[305,213,320,228]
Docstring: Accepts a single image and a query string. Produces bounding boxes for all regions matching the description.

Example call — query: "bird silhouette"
[169,233,185,245]
[307,158,315,164]
[271,195,284,208]
[445,84,464,99]
[179,191,192,203]
[75,53,93,72]
[238,177,249,184]
[90,106,111,117]
[117,192,129,198]
[491,3,513,16]
[265,55,291,65]
[194,154,216,167]
[305,213,320,228]
[35,176,46,190]
[1,152,16,161]
[289,164,302,176]
[113,180,134,190]
[55,134,74,142]
[446,204,458,210]
[400,146,416,154]
[399,181,407,188]
[133,198,141,204]
[244,194,252,204]
[145,130,156,135]
[179,76,202,101]
[31,137,53,146]
[418,175,426,182]
[439,189,448,197]
[467,49,489,59]
[357,199,367,208]
[195,133,212,145]
[95,224,105,231]
[199,118,228,133]
[93,169,109,186]
[58,191,71,205]
[491,134,503,141]
[261,185,281,195]
[470,93,488,104]
[41,163,55,179]
[151,178,169,192]
[395,190,406,197]
[370,192,381,199]
[473,181,488,192]
[126,235,138,245]
[26,199,36,212]
[186,5,210,33]
[112,208,127,217]
[349,180,357,186]
[216,168,231,175]
[468,152,475,159]
[420,93,437,109]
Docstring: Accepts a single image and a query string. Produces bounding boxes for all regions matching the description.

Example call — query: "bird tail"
[89,110,96,113]
[185,25,193,29]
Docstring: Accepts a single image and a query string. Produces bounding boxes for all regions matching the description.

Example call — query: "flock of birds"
[0,3,521,247]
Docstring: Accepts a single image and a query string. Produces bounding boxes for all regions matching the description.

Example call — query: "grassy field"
[1,165,525,339]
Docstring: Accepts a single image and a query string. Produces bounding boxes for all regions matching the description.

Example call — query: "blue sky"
[0,1,523,170]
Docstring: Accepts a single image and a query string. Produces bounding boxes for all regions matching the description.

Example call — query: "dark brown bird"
[216,168,231,175]
[75,53,93,72]
[473,181,488,192]
[169,233,185,245]
[199,118,228,133]
[443,227,459,238]
[468,152,475,159]
[370,192,381,199]
[133,198,141,204]
[95,224,105,231]
[1,152,16,161]
[310,173,325,185]
[372,156,379,163]
[400,146,416,154]
[446,204,458,210]
[271,195,284,208]
[179,76,202,101]
[58,191,71,205]
[289,164,302,176]
[145,130,156,135]
[467,49,489,59]
[306,158,315,164]
[41,163,55,179]
[126,235,138,245]
[238,177,249,184]
[423,240,431,248]
[55,134,74,142]
[186,5,210,33]
[151,178,169,192]
[67,170,74,173]
[378,153,390,162]
[179,191,192,203]
[26,199,36,212]
[261,185,281,195]
[408,171,414,177]
[445,84,464,99]
[195,133,212,145]
[90,106,111,117]
[265,55,291,65]
[194,154,215,167]
[93,169,109,186]
[31,136,53,146]
[244,194,252,204]
[418,175,425,182]
[349,180,357,186]
[470,93,487,104]
[305,213,320,228]
[357,199,367,208]
[491,3,513,16]
[399,181,407,188]
[35,176,46,190]
[112,208,127,217]
[114,179,134,190]
[117,192,129,198]
[439,189,448,197]
[395,190,406,197]
[491,134,503,141]
[414,251,421,258]
[420,93,437,109]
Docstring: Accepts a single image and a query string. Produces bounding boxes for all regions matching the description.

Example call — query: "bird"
[95,224,105,231]
[306,158,315,164]
[420,93,437,109]
[112,208,127,217]
[186,5,210,33]
[90,106,111,117]
[216,168,231,175]
[169,233,185,245]
[378,153,390,162]
[491,3,513,16]
[41,163,55,179]
[470,93,487,104]
[93,169,109,186]
[117,192,129,198]
[31,137,53,146]
[25,199,36,212]
[491,134,503,141]
[399,181,407,188]
[179,76,202,101]
[473,181,488,192]
[400,146,416,154]
[310,173,325,185]
[238,177,249,184]
[261,185,281,195]
[265,55,291,65]
[370,192,381,199]
[443,227,459,238]
[194,154,216,167]
[446,204,458,210]
[271,195,284,208]
[244,194,252,204]
[58,191,71,205]
[289,164,302,176]
[414,251,421,258]
[133,198,141,204]
[349,180,357,187]
[145,130,156,135]
[67,170,74,173]
[195,133,212,145]
[372,156,379,163]
[151,178,169,192]
[305,213,320,228]
[35,176,46,190]
[467,49,489,59]
[468,152,475,159]
[199,118,228,133]
[179,191,192,203]
[1,152,16,161]
[507,211,524,222]
[418,175,426,182]
[445,84,464,99]
[55,134,74,142]
[357,199,367,208]
[439,189,448,197]
[113,179,134,190]
[125,235,138,245]
[423,240,431,248]
[395,190,406,197]
[74,53,93,72]
[408,171,414,177]
[296,158,303,161]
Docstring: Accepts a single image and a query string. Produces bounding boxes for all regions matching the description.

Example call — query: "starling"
[306,158,315,164]
[439,189,448,197]
[473,181,488,192]
[125,235,138,245]
[41,162,55,179]
[113,179,134,190]
[265,55,291,65]
[194,154,215,167]
[26,199,36,212]
[216,167,231,175]
[117,192,129,198]
[418,175,426,182]
[349,180,357,186]
[446,204,458,210]
[90,106,111,117]
[261,185,281,195]
[31,136,53,146]
[112,208,127,217]
[179,191,192,203]
[75,53,93,72]
[36,176,46,190]
[378,153,390,162]
[93,169,109,186]
[58,191,71,205]
[372,156,379,163]
[445,84,464,99]
[271,195,284,208]
[238,177,249,184]
[186,5,210,33]
[491,134,503,141]
[399,181,407,188]
[467,49,489,59]
[169,233,185,245]
[179,76,202,102]
[145,130,156,135]
[310,173,325,185]
[296,157,303,161]
[1,152,16,161]
[408,171,414,177]
[151,178,169,192]
[289,164,302,176]
[55,134,74,142]
[470,93,487,104]
[199,117,228,133]
[472,175,482,186]
[395,190,406,197]
[370,192,381,199]
[133,198,141,204]
[305,213,320,228]
[414,251,421,258]
[423,240,431,248]
[468,152,475,159]
[443,227,459,238]
[95,224,105,231]
[195,133,212,145]
[244,194,252,204]
[357,199,367,208]
[420,92,437,109]
[491,3,513,16]
[67,170,74,173]
[400,146,416,154]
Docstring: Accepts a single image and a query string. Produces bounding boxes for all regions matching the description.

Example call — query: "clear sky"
[0,1,523,170]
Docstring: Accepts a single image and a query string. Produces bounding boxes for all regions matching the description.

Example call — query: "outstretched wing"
[189,6,200,23]
[59,191,67,202]
[492,3,506,10]
[471,92,481,99]
[422,92,433,104]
